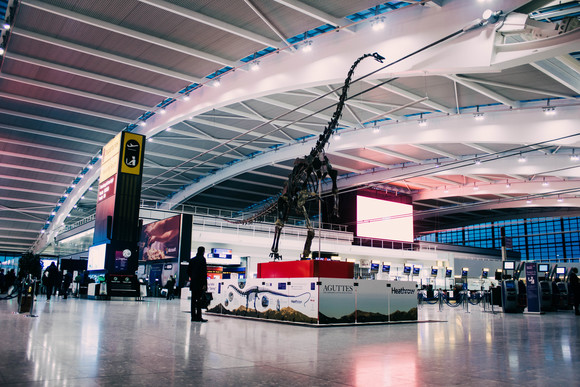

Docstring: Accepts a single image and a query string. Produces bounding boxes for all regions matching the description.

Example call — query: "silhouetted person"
[165,275,176,300]
[5,269,16,291]
[188,246,207,322]
[43,263,58,301]
[0,269,5,293]
[569,267,579,316]
[61,271,73,299]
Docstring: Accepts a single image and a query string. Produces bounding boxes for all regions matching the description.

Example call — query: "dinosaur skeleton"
[227,53,385,260]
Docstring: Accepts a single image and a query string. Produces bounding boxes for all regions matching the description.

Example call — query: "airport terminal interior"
[1,0,580,385]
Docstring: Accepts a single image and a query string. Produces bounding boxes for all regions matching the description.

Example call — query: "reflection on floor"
[0,295,578,386]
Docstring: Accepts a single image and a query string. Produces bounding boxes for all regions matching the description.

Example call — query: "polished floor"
[0,294,578,387]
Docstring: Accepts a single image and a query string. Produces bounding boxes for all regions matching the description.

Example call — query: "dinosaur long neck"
[310,53,374,158]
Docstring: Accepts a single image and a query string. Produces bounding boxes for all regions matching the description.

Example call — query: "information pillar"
[92,131,145,276]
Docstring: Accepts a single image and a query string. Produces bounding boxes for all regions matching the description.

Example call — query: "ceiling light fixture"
[518,153,526,163]
[302,40,313,53]
[475,158,481,165]
[473,106,484,121]
[526,199,532,204]
[543,99,556,116]
[0,46,4,55]
[505,180,511,188]
[542,178,549,187]
[558,197,564,203]
[139,121,147,127]
[473,183,479,191]
[371,17,385,31]
[212,78,221,87]
[418,113,427,127]
[543,106,556,116]
[482,9,502,24]
[159,109,166,115]
[250,60,260,71]
[1,21,9,30]
[570,150,579,161]
[373,126,380,134]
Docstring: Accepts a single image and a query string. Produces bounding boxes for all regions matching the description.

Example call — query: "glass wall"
[417,216,580,262]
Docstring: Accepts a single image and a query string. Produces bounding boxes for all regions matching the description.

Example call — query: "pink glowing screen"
[356,196,413,242]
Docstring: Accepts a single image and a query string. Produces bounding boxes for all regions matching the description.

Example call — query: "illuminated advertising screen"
[431,268,438,276]
[139,215,181,262]
[88,243,107,271]
[412,266,420,275]
[445,269,452,278]
[382,265,391,273]
[356,196,413,242]
[538,264,549,272]
[403,265,412,274]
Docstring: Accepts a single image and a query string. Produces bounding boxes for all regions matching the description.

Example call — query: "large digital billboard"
[138,215,181,262]
[356,196,413,242]
[88,243,107,271]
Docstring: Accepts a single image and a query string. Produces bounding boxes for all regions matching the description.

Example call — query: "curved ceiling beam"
[161,105,580,210]
[137,0,534,140]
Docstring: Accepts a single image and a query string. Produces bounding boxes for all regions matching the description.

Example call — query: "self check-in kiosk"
[538,263,553,311]
[501,261,520,313]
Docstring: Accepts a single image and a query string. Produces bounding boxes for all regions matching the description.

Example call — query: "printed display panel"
[356,280,389,322]
[207,278,318,323]
[207,278,417,324]
[318,279,356,323]
[388,281,418,321]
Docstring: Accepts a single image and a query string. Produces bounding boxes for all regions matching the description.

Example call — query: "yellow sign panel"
[120,132,144,175]
[99,133,122,182]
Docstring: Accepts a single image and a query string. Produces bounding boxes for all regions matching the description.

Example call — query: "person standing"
[188,246,207,322]
[44,262,58,302]
[569,267,579,316]
[61,270,73,299]
[165,275,176,300]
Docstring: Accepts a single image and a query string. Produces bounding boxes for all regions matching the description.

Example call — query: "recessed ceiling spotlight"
[139,121,147,127]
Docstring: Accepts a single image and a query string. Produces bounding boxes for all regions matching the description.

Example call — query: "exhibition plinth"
[204,276,418,325]
[257,260,354,279]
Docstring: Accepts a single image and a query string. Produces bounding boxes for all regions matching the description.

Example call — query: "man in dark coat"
[188,246,207,322]
[61,270,73,299]
[569,267,579,315]
[44,262,59,301]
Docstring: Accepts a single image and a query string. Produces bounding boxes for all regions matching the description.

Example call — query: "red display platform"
[258,260,354,279]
